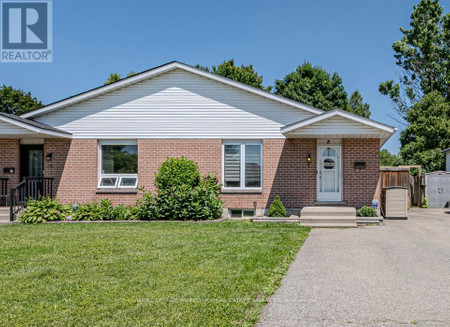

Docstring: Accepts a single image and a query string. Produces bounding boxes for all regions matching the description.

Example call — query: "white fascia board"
[0,116,72,138]
[281,109,396,134]
[21,61,323,119]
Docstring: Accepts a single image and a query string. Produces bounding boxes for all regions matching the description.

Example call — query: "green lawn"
[0,221,309,326]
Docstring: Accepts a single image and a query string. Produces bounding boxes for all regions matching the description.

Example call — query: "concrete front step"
[357,217,383,225]
[301,206,356,217]
[0,207,11,224]
[300,206,357,227]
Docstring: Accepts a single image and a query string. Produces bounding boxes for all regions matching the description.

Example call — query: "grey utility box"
[382,186,408,219]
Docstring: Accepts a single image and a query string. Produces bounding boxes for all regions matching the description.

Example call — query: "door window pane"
[28,150,43,177]
[224,145,241,187]
[245,145,261,187]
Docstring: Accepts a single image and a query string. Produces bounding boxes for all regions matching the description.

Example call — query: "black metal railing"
[0,178,8,206]
[9,177,54,221]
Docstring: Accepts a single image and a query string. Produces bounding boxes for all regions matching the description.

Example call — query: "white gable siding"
[0,120,35,135]
[286,116,389,138]
[35,69,314,139]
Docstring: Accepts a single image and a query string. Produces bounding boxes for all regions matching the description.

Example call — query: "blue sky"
[1,0,449,152]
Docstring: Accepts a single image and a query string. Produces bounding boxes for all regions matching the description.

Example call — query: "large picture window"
[98,140,138,188]
[223,141,262,190]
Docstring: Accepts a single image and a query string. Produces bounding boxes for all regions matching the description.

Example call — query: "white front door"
[317,145,342,202]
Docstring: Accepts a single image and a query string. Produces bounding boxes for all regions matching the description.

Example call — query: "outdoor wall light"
[306,154,312,167]
[46,153,53,161]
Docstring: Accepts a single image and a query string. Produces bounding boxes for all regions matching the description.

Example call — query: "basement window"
[98,140,138,188]
[229,209,255,218]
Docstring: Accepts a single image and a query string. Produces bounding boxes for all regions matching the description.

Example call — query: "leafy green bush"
[20,197,70,224]
[267,196,287,217]
[155,156,200,190]
[111,204,140,220]
[72,199,113,221]
[421,197,428,208]
[136,191,159,220]
[140,158,224,221]
[357,206,378,217]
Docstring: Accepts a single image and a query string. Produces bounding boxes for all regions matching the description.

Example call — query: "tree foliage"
[399,91,449,171]
[275,62,371,116]
[104,71,137,85]
[380,149,399,166]
[195,59,272,91]
[379,0,450,119]
[0,85,42,115]
[348,90,371,118]
[275,62,348,111]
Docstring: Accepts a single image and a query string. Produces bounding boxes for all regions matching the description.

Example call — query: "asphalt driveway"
[258,208,450,326]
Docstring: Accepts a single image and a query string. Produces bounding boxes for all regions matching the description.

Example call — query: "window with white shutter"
[222,141,262,190]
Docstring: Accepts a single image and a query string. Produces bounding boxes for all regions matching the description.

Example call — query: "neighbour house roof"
[281,109,396,145]
[21,61,324,119]
[0,112,72,138]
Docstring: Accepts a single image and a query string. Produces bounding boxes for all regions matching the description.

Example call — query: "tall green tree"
[379,0,450,119]
[274,62,348,111]
[275,62,371,116]
[195,59,272,91]
[348,90,371,118]
[380,149,399,166]
[399,91,449,171]
[104,71,136,85]
[0,85,42,115]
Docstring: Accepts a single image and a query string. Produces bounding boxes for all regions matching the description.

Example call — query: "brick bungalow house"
[0,61,396,218]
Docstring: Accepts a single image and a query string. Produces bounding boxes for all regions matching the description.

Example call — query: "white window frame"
[222,140,262,191]
[98,140,138,189]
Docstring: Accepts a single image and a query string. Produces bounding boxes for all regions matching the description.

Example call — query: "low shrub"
[20,197,70,224]
[72,199,113,221]
[111,204,140,220]
[421,197,428,208]
[357,206,378,217]
[268,196,286,217]
[155,156,200,190]
[139,157,224,221]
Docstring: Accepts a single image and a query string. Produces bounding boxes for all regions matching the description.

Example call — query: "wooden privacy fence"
[379,166,422,207]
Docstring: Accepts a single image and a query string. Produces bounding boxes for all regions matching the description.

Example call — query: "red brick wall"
[0,139,20,195]
[40,138,379,209]
[342,139,380,207]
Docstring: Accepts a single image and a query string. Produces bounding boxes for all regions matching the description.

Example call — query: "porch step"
[300,206,357,227]
[0,207,10,224]
[314,201,348,206]
[357,217,383,225]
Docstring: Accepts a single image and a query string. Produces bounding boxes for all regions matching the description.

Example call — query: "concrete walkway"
[258,209,450,326]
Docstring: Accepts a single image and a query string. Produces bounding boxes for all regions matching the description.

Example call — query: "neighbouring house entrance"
[20,145,44,179]
[317,145,342,202]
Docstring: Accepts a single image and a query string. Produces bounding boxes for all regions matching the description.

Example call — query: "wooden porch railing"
[9,177,54,221]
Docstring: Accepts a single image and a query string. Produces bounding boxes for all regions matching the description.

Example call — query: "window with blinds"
[223,142,262,189]
[224,145,241,187]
